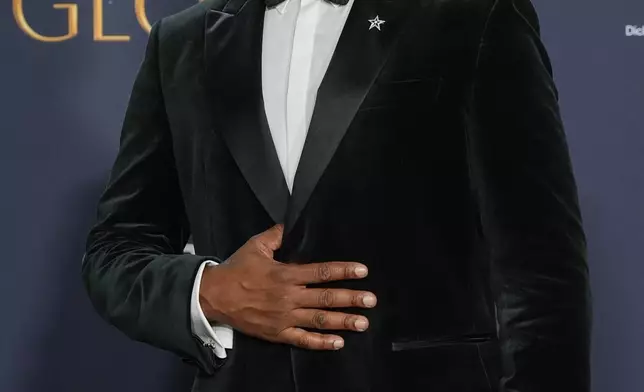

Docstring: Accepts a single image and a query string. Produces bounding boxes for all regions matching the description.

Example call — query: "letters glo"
[12,0,201,42]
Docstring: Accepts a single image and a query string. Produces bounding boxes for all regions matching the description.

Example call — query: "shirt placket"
[285,0,320,191]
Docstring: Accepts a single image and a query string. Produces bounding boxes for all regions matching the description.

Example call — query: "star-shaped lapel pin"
[368,15,386,31]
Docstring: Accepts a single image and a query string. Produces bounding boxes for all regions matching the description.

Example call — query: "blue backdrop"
[1,1,642,391]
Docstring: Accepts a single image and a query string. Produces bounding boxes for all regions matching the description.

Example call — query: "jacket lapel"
[203,0,290,224]
[284,0,414,235]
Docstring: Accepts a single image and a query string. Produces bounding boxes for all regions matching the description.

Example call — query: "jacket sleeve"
[82,20,224,375]
[467,0,591,390]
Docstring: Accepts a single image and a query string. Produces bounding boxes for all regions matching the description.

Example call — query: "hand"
[199,224,377,350]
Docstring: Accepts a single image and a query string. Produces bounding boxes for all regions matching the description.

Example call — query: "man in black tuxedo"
[82,0,591,390]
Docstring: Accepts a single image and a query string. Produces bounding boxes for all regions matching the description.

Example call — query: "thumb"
[255,224,284,255]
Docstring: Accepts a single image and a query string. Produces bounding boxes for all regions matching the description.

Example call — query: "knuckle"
[269,265,289,283]
[267,325,283,338]
[297,334,311,348]
[343,315,355,330]
[280,288,298,309]
[351,293,361,307]
[318,289,335,307]
[248,236,264,251]
[345,265,354,279]
[272,319,294,338]
[248,233,262,244]
[267,288,291,308]
[312,311,327,328]
[316,264,333,282]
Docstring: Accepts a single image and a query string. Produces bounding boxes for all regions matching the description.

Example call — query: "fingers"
[290,309,370,332]
[294,288,377,309]
[253,224,284,256]
[283,262,369,284]
[278,327,345,350]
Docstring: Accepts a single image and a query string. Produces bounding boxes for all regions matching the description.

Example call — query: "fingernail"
[333,340,344,349]
[355,266,368,277]
[362,295,377,308]
[354,318,369,331]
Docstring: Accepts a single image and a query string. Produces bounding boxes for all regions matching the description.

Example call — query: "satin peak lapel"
[203,0,290,225]
[284,0,414,235]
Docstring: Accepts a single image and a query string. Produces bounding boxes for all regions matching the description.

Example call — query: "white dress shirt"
[188,0,355,359]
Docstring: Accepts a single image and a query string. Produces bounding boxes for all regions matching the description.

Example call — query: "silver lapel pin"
[368,15,386,31]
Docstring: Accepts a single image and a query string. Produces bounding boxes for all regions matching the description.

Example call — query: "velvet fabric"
[82,0,591,391]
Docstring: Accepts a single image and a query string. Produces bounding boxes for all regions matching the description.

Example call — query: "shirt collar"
[275,0,290,14]
[275,0,341,15]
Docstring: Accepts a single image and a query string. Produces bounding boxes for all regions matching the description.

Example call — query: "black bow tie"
[265,0,349,8]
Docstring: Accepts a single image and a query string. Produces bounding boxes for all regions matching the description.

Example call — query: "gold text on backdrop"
[13,0,205,42]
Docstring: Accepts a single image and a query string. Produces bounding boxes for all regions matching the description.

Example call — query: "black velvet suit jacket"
[82,0,591,390]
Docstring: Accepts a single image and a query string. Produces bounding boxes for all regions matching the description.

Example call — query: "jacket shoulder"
[155,0,234,47]
[155,2,208,45]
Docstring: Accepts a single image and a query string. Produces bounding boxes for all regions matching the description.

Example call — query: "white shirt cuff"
[190,260,234,359]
